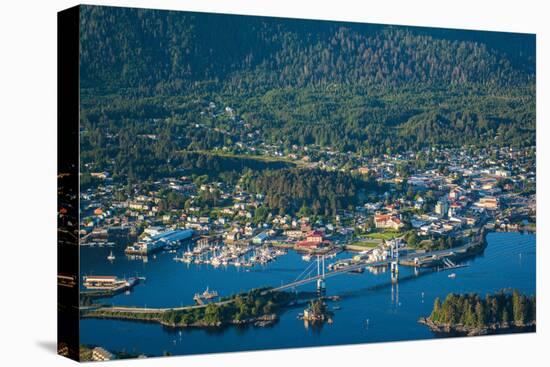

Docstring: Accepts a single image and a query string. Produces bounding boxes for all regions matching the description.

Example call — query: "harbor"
[174,241,288,268]
[79,232,535,356]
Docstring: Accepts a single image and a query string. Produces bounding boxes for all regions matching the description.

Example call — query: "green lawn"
[181,149,301,166]
[347,240,381,248]
[365,230,402,240]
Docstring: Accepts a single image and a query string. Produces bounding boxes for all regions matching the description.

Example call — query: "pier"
[81,276,146,299]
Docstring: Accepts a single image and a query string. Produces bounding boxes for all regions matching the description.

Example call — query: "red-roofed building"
[296,230,331,249]
[374,212,404,230]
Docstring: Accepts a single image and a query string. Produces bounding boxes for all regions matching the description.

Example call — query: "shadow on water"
[334,267,439,300]
[248,267,306,273]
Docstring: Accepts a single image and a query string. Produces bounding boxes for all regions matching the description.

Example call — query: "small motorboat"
[448,273,456,278]
[107,251,116,261]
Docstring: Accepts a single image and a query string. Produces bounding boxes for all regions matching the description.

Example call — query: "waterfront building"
[125,228,194,255]
[82,275,130,290]
[296,230,331,249]
[253,231,269,245]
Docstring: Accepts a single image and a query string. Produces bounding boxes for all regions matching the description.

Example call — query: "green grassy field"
[365,230,402,240]
[180,149,302,166]
[347,239,381,248]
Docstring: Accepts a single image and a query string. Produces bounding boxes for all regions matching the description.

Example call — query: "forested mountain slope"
[78,5,536,179]
[80,6,534,93]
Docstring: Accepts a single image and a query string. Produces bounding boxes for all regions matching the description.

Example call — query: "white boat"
[448,273,456,278]
[302,254,311,261]
[107,251,115,261]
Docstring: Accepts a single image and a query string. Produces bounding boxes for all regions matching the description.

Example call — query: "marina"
[80,232,535,356]
[173,241,288,269]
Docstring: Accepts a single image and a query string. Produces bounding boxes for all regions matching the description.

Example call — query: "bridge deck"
[270,240,479,292]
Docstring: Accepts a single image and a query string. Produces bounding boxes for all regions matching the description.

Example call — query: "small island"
[420,290,536,336]
[83,288,300,329]
[299,299,334,325]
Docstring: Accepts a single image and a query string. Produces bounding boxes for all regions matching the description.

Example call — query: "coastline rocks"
[160,313,279,329]
[418,317,536,336]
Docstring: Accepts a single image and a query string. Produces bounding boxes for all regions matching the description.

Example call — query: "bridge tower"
[390,240,399,283]
[316,255,326,295]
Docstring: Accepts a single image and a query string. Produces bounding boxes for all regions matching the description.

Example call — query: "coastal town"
[57,7,538,361]
[78,102,536,270]
[75,121,536,361]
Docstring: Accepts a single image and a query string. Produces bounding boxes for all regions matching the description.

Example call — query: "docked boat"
[302,254,311,261]
[193,286,219,304]
[107,251,115,261]
[211,258,221,267]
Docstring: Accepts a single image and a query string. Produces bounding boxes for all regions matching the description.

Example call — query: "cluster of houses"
[80,141,535,251]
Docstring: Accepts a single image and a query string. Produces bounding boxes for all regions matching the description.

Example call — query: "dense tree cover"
[80,6,534,93]
[178,152,293,177]
[160,288,294,326]
[78,6,536,178]
[245,168,381,216]
[81,129,293,181]
[406,234,463,251]
[429,290,536,329]
[80,172,101,190]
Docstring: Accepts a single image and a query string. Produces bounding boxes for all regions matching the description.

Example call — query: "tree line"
[429,290,536,329]
[245,168,382,216]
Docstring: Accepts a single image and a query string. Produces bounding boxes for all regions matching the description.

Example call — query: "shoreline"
[81,290,319,330]
[418,317,536,336]
[82,312,280,329]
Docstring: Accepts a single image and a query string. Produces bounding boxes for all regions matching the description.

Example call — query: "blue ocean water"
[79,231,536,357]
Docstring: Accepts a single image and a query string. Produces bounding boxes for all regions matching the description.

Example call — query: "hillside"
[80,6,535,93]
[77,5,536,177]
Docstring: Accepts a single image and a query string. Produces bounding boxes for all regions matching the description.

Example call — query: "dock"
[193,287,219,305]
[81,276,146,299]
